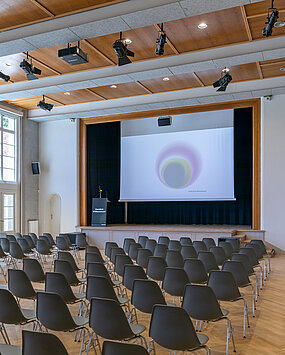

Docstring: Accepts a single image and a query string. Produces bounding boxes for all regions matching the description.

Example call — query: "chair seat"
[0,344,22,355]
[72,315,89,327]
[118,296,128,304]
[0,284,8,290]
[74,292,85,300]
[21,308,36,320]
[113,280,121,286]
[197,333,209,346]
[130,323,146,336]
[221,308,229,317]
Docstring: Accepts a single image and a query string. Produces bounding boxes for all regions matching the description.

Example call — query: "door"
[48,194,61,237]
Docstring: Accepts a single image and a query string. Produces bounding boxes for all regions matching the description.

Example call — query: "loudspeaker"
[158,116,172,126]
[31,162,40,175]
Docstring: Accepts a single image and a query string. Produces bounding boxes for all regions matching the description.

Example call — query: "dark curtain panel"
[87,107,252,226]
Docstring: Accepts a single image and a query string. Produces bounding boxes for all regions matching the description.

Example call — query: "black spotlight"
[20,53,41,80]
[113,32,135,66]
[156,23,167,56]
[0,72,10,83]
[37,95,54,112]
[263,0,279,37]
[213,68,232,92]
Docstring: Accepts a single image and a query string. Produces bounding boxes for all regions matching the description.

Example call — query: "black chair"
[180,237,192,246]
[137,248,152,269]
[239,247,263,289]
[114,254,133,278]
[165,250,184,268]
[9,242,25,267]
[168,240,181,251]
[110,247,125,265]
[198,251,219,273]
[162,267,189,301]
[86,245,104,258]
[146,256,167,282]
[250,239,271,274]
[138,236,148,248]
[193,241,207,253]
[22,330,69,355]
[158,236,170,246]
[184,258,208,284]
[123,238,136,254]
[8,269,38,301]
[219,241,234,259]
[226,238,240,253]
[7,235,16,243]
[105,242,118,261]
[23,258,45,283]
[40,235,53,249]
[58,251,83,274]
[145,239,157,254]
[208,270,250,338]
[102,340,149,355]
[123,264,147,292]
[85,252,104,267]
[181,245,197,260]
[17,238,33,255]
[202,238,216,250]
[36,291,90,355]
[56,236,70,251]
[182,284,235,355]
[75,234,88,249]
[149,304,210,354]
[128,243,141,262]
[153,244,168,259]
[36,239,55,269]
[43,233,55,247]
[23,235,35,250]
[210,246,227,266]
[0,238,9,253]
[29,233,38,246]
[87,262,121,289]
[54,259,85,287]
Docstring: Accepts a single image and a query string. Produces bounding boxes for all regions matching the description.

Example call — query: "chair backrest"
[202,238,216,250]
[85,251,104,266]
[89,297,134,340]
[110,247,125,265]
[231,253,254,275]
[153,244,168,259]
[56,236,69,251]
[17,238,32,254]
[145,239,157,254]
[208,270,241,301]
[23,235,35,249]
[158,236,170,246]
[87,262,113,283]
[209,246,227,266]
[123,264,147,291]
[181,246,197,260]
[75,233,88,248]
[58,251,80,272]
[137,248,152,268]
[14,232,22,239]
[193,241,207,253]
[168,240,181,251]
[105,242,118,259]
[239,247,259,266]
[165,250,184,268]
[162,267,189,297]
[0,238,9,253]
[146,256,167,281]
[138,236,148,248]
[7,235,16,242]
[222,260,250,287]
[9,241,24,259]
[0,244,5,258]
[54,259,80,286]
[184,258,208,284]
[22,330,69,355]
[114,254,133,277]
[102,340,149,355]
[40,235,52,248]
[250,239,267,255]
[198,251,219,273]
[0,289,26,324]
[86,246,102,255]
[86,276,118,302]
[123,238,136,254]
[8,269,36,300]
[36,239,51,255]
[131,279,166,313]
[23,258,45,283]
[36,291,77,331]
[180,237,192,246]
[246,243,263,260]
[218,241,234,259]
[59,234,71,247]
[45,272,76,303]
[29,233,38,246]
[226,238,240,253]
[149,305,202,351]
[128,243,141,261]
[43,233,55,247]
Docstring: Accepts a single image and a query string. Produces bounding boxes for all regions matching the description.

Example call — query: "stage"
[76,224,265,249]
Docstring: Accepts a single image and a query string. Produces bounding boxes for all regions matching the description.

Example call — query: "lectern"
[91,198,108,226]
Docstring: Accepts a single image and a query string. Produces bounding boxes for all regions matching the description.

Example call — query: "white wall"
[261,94,285,251]
[39,119,78,234]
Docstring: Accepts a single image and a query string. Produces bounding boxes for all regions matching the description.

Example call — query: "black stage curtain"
[87,107,252,226]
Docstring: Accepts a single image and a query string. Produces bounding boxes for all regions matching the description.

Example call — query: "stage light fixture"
[213,68,232,92]
[263,0,279,37]
[58,42,89,65]
[156,23,167,56]
[20,53,41,80]
[0,72,10,83]
[113,32,135,66]
[37,95,54,112]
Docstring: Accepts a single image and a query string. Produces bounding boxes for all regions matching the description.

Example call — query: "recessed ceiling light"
[5,63,11,67]
[64,92,71,95]
[125,39,132,45]
[110,85,118,88]
[280,67,285,71]
[163,77,170,81]
[198,23,207,29]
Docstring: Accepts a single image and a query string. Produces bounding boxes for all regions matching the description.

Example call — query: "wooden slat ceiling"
[7,58,285,109]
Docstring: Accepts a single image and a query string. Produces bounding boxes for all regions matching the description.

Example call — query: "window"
[0,115,16,183]
[3,193,14,232]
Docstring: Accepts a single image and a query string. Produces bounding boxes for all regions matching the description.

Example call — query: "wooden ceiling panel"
[140,73,201,93]
[7,95,63,110]
[47,89,103,104]
[248,16,285,40]
[245,0,285,18]
[260,58,285,78]
[163,7,248,54]
[89,82,148,99]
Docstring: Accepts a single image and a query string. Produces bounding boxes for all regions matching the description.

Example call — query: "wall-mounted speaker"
[31,162,40,175]
[158,116,172,126]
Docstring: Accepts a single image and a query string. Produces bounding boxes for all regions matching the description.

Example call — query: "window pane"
[3,132,14,145]
[3,169,15,182]
[4,219,13,232]
[3,144,14,158]
[4,207,13,219]
[4,194,13,206]
[3,117,15,131]
[3,157,14,169]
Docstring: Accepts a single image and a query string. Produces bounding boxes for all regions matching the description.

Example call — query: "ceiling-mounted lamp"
[156,23,167,56]
[213,68,232,92]
[262,0,279,37]
[20,52,41,80]
[37,95,54,112]
[113,32,135,66]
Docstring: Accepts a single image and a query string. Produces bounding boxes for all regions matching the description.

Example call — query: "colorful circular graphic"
[156,142,201,189]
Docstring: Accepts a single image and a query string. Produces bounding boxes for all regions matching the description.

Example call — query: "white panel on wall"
[39,119,78,235]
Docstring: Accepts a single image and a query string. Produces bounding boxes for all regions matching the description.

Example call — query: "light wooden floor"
[2,254,285,355]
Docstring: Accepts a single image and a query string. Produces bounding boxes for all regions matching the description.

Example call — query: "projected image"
[156,143,201,189]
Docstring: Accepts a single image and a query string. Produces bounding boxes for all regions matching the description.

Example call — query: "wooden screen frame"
[80,98,261,229]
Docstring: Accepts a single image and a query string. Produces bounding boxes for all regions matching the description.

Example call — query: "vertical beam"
[79,119,87,226]
[240,5,253,41]
[29,0,55,17]
[256,62,264,79]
